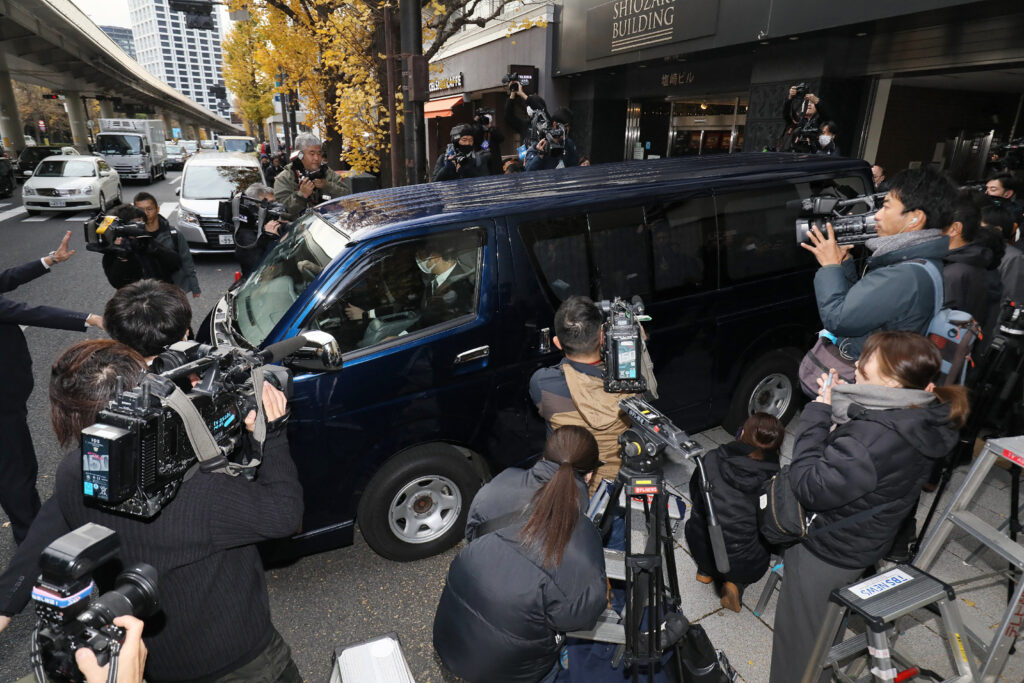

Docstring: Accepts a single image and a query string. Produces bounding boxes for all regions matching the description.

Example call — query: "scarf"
[830,383,937,425]
[864,228,944,260]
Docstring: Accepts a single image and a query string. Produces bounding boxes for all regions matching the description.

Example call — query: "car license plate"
[219,234,235,245]
[49,200,66,207]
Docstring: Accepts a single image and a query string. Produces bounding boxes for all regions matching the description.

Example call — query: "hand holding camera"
[74,615,147,683]
[298,177,315,199]
[800,222,854,266]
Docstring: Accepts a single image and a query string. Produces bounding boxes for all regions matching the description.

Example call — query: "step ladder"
[914,435,1024,683]
[753,558,783,618]
[801,564,976,683]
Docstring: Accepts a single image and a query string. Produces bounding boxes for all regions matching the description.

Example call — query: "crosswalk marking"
[22,215,49,222]
[66,214,86,222]
[169,175,182,185]
[0,202,10,209]
[0,206,27,222]
[159,202,178,218]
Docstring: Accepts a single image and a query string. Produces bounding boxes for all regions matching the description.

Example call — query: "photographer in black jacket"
[432,124,491,181]
[234,183,285,277]
[0,338,304,682]
[134,192,201,298]
[100,204,183,292]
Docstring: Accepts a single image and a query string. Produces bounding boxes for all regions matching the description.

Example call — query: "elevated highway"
[0,0,243,151]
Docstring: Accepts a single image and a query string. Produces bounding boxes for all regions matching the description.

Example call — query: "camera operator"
[802,167,958,362]
[985,172,1024,231]
[503,80,541,144]
[0,339,304,682]
[431,124,491,181]
[104,279,192,361]
[474,112,504,175]
[872,164,890,193]
[0,231,103,545]
[273,132,348,221]
[525,107,579,171]
[134,192,201,298]
[100,204,184,293]
[433,426,606,683]
[235,183,285,277]
[941,195,1001,331]
[529,296,644,492]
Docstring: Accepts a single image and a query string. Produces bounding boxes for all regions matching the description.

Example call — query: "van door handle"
[454,345,490,365]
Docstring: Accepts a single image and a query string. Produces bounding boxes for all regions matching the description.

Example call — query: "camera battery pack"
[81,424,135,504]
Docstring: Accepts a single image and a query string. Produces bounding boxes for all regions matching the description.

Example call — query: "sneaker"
[695,572,713,584]
[720,582,741,612]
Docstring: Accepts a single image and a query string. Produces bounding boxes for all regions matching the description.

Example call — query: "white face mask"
[526,106,535,117]
[416,256,434,274]
[819,134,833,147]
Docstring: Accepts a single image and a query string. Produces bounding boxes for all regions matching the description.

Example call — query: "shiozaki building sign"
[586,0,719,60]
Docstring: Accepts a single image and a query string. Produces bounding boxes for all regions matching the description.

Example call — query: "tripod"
[918,316,1024,550]
[598,459,687,683]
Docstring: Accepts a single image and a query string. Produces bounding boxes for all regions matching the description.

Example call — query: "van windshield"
[223,138,255,153]
[232,212,351,346]
[97,134,142,155]
[182,164,262,199]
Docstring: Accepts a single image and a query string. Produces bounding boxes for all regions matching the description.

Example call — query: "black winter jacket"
[433,460,607,683]
[790,401,957,570]
[944,241,997,329]
[686,442,779,584]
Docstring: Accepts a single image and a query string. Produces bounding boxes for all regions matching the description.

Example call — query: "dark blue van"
[205,154,872,560]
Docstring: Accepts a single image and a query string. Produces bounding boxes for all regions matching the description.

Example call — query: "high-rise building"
[127,0,227,116]
[100,25,137,61]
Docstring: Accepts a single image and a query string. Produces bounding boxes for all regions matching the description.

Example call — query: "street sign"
[38,120,46,132]
[172,127,182,138]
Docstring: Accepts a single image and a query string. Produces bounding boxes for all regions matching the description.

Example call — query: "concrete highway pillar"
[160,110,175,139]
[64,90,91,149]
[0,55,24,153]
[99,99,115,119]
[191,123,202,140]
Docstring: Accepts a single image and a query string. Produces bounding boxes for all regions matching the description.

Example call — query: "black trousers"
[0,408,41,544]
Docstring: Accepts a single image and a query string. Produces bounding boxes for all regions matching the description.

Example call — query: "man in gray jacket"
[802,167,959,359]
[273,133,348,220]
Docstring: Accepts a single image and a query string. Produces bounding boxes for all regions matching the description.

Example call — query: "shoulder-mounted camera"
[83,214,150,255]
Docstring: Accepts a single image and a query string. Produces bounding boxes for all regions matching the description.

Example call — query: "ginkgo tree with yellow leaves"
[226,0,534,178]
[222,16,275,139]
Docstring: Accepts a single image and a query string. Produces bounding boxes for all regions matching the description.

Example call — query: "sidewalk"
[662,412,1024,683]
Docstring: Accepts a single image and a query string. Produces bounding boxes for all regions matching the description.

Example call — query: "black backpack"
[757,466,899,548]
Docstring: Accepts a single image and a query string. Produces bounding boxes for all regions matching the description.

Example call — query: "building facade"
[127,0,227,117]
[99,25,136,61]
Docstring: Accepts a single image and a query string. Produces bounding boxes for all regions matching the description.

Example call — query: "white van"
[176,152,264,253]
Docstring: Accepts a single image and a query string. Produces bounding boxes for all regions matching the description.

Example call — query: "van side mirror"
[285,330,343,371]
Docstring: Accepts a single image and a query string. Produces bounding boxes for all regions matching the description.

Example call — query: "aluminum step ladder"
[801,564,976,683]
[753,558,783,618]
[914,435,1024,683]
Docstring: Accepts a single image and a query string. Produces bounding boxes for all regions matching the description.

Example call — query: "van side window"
[588,206,650,300]
[519,215,590,301]
[306,230,483,353]
[718,185,805,282]
[645,196,717,295]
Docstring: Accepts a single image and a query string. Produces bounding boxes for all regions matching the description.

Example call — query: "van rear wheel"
[723,348,803,434]
[357,446,482,561]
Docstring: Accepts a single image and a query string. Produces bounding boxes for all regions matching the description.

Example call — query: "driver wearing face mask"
[817,121,839,156]
[432,124,492,181]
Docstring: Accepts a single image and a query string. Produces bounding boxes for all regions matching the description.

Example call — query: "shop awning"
[424,95,463,119]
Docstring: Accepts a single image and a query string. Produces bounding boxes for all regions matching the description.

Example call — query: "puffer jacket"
[272,158,349,220]
[814,231,949,358]
[944,240,996,329]
[433,459,607,683]
[790,400,957,570]
[686,441,779,584]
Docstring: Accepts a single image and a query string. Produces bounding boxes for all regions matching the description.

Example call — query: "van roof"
[316,154,870,239]
[185,152,260,167]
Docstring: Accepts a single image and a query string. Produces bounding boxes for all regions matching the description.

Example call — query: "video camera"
[81,333,339,519]
[218,192,287,240]
[31,524,159,683]
[529,108,566,157]
[794,191,885,246]
[474,109,494,128]
[502,72,524,93]
[83,214,151,255]
[597,296,650,393]
[790,120,820,154]
[618,396,702,470]
[792,82,808,99]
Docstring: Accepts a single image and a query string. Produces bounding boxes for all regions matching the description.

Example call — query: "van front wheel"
[357,447,483,561]
[723,349,803,434]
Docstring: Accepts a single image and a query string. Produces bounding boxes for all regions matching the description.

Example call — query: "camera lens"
[79,563,159,628]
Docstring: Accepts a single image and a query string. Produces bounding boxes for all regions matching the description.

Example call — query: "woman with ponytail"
[770,330,968,682]
[433,426,607,683]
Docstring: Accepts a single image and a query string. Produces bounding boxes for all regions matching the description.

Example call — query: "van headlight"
[178,208,202,230]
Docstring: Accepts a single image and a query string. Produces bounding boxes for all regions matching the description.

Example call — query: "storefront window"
[669,98,748,157]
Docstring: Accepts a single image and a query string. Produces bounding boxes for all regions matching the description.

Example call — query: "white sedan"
[22,155,122,215]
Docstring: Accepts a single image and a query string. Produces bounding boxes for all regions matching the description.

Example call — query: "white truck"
[95,119,168,183]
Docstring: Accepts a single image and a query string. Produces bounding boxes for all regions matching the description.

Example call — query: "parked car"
[180,139,199,155]
[165,142,188,170]
[17,146,65,182]
[218,135,258,156]
[176,152,263,252]
[22,155,121,215]
[199,139,217,151]
[201,154,873,562]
